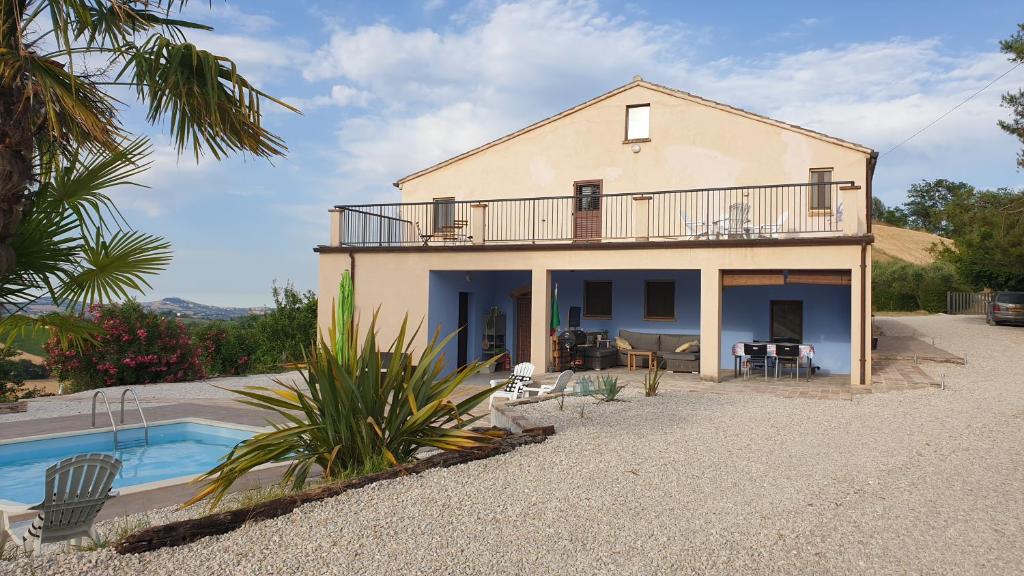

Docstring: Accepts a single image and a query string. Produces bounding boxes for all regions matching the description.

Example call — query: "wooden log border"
[115,428,551,555]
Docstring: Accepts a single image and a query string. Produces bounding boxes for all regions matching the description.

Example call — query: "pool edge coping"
[0,418,279,513]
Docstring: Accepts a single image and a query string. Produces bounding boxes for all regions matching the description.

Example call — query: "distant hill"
[20,296,267,320]
[873,223,952,265]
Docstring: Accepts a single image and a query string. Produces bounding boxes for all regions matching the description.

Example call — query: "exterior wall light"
[631,143,642,154]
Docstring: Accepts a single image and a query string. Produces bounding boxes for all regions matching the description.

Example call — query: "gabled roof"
[395,78,875,187]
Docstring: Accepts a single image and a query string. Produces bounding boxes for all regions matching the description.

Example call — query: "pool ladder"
[91,389,149,449]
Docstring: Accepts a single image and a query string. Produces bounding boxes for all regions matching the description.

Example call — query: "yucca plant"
[186,314,504,508]
[642,366,664,397]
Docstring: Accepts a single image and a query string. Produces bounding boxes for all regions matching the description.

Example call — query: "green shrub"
[193,283,317,376]
[186,313,504,508]
[642,367,663,397]
[872,260,966,313]
[0,345,42,402]
[594,374,625,402]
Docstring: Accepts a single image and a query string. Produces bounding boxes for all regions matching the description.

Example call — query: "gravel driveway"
[3,315,1023,575]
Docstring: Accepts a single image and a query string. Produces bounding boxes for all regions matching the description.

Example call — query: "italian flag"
[550,283,560,336]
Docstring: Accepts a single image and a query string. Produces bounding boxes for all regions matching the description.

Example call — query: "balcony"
[329,181,864,248]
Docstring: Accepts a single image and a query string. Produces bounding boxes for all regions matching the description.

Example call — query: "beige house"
[316,78,877,386]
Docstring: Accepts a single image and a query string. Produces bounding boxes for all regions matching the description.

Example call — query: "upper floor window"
[625,104,650,141]
[809,168,833,211]
[432,197,455,232]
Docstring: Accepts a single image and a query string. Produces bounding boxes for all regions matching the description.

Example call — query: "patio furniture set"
[731,341,816,380]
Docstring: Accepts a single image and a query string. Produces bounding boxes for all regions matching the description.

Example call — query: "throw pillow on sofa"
[674,339,698,353]
[615,336,632,350]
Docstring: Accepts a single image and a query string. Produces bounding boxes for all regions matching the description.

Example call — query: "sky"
[111,0,1024,306]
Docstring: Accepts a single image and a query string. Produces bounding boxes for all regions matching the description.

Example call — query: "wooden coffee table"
[626,350,655,371]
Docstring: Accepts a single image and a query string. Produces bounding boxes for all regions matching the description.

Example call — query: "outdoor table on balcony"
[731,342,815,379]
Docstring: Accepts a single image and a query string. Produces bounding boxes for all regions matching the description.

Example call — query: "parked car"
[987,291,1024,326]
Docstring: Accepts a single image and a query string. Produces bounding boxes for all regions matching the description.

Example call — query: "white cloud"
[296,1,1023,207]
[285,84,373,111]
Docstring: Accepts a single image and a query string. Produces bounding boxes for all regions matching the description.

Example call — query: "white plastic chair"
[8,453,122,555]
[759,212,789,238]
[679,210,708,238]
[488,362,535,409]
[524,370,574,396]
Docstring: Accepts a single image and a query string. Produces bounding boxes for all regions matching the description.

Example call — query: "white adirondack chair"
[488,362,535,409]
[10,453,122,555]
[524,370,574,396]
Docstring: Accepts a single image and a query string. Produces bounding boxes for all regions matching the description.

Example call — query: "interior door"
[457,292,469,368]
[516,295,531,363]
[770,300,803,342]
[573,180,602,241]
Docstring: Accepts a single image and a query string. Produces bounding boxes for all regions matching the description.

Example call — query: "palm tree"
[2,138,172,342]
[0,0,297,341]
[0,0,297,276]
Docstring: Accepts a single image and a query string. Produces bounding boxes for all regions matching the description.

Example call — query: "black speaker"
[569,306,581,328]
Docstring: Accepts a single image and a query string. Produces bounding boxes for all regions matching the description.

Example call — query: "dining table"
[731,342,815,378]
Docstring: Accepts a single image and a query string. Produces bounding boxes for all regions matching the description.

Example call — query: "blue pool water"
[0,422,254,506]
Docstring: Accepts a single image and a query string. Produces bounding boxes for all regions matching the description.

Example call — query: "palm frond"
[59,229,172,311]
[119,35,300,160]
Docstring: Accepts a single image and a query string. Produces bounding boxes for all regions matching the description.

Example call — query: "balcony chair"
[679,210,709,239]
[715,203,752,238]
[758,212,789,239]
[742,343,771,380]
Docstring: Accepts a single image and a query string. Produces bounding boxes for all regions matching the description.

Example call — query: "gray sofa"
[615,329,700,372]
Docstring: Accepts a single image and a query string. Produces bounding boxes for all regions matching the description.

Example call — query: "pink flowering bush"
[45,301,205,392]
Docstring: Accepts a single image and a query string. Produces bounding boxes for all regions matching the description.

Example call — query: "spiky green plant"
[334,270,353,364]
[642,366,664,397]
[594,374,625,402]
[186,313,503,508]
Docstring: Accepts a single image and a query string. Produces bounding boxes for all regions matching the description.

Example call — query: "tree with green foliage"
[872,260,966,313]
[999,23,1024,169]
[902,179,974,235]
[0,0,296,344]
[871,196,909,227]
[939,187,1024,290]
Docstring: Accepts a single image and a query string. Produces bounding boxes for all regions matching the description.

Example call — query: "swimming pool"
[0,421,258,507]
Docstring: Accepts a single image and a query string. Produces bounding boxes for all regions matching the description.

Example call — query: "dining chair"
[742,343,770,380]
[774,343,801,379]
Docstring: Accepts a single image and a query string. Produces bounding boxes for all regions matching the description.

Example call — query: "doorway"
[457,292,470,368]
[770,300,803,342]
[573,180,602,241]
[515,294,531,363]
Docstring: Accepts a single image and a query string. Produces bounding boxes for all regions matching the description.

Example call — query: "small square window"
[584,281,613,318]
[809,169,833,210]
[626,104,650,141]
[644,280,675,320]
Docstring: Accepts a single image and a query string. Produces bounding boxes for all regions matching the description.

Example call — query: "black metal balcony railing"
[335,181,855,247]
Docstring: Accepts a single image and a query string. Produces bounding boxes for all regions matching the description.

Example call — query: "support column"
[850,248,872,388]
[470,203,487,245]
[699,268,721,382]
[329,208,343,246]
[633,195,652,241]
[530,269,551,373]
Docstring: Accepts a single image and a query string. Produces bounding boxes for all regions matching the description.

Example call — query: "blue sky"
[116,0,1024,306]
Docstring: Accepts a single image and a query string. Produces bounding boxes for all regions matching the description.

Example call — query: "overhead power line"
[881,61,1023,157]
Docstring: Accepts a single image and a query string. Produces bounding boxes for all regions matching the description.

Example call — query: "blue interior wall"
[428,270,531,371]
[550,270,701,337]
[721,284,851,374]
